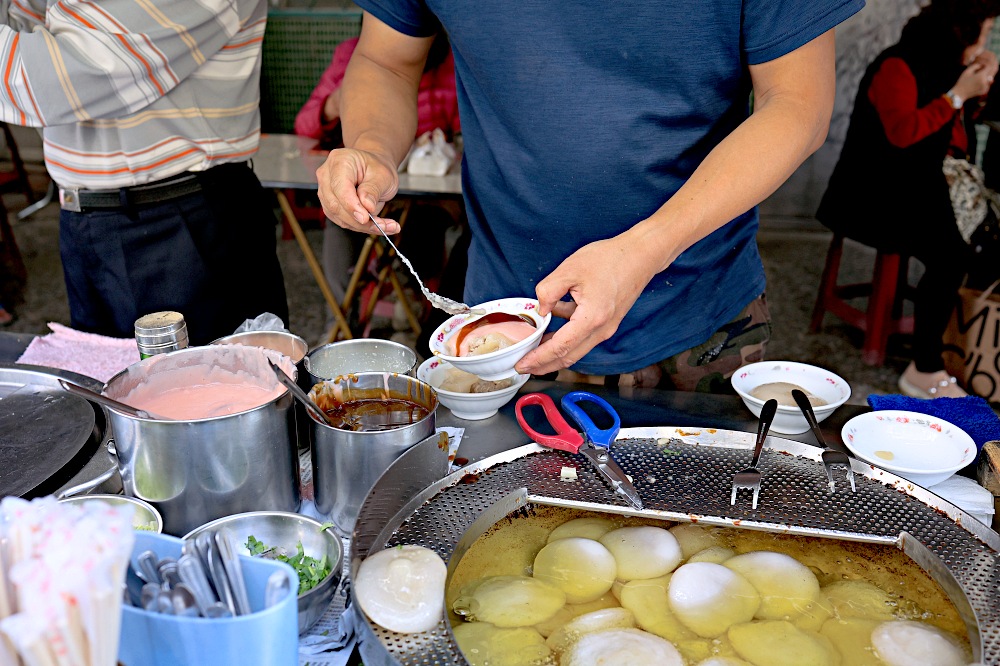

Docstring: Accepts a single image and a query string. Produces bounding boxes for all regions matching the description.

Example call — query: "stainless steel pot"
[303,339,417,389]
[309,372,437,534]
[210,329,311,452]
[103,346,300,536]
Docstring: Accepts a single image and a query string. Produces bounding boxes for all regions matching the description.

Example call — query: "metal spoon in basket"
[367,212,484,316]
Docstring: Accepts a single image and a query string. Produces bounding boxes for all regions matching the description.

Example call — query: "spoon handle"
[58,379,163,420]
[268,359,336,427]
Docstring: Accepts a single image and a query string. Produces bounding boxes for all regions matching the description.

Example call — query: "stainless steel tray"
[352,426,1000,666]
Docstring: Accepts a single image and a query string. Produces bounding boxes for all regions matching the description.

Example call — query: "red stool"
[809,233,915,366]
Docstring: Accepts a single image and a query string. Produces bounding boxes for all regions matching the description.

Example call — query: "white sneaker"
[897,363,967,399]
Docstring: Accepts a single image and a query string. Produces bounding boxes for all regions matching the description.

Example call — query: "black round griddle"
[0,363,108,498]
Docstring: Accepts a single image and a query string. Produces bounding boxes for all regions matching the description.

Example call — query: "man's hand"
[316,148,402,234]
[514,235,655,376]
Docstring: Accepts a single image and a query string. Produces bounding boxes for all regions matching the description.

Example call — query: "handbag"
[943,155,1000,289]
[943,155,998,242]
[942,278,1000,403]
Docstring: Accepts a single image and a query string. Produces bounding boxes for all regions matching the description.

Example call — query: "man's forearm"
[340,52,421,168]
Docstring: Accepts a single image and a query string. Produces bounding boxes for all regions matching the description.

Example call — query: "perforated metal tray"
[352,427,1000,666]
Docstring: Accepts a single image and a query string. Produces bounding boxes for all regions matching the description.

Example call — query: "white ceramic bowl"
[841,410,976,487]
[730,361,852,434]
[417,357,529,420]
[427,297,551,381]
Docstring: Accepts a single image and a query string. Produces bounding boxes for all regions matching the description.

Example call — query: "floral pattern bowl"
[730,361,852,434]
[427,297,551,381]
[841,410,975,488]
[417,358,529,420]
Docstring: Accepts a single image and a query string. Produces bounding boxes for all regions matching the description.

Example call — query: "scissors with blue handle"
[514,391,644,510]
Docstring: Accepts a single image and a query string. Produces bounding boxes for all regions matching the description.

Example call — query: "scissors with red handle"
[515,391,643,510]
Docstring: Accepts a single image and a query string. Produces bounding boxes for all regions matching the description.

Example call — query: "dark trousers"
[906,221,970,373]
[59,163,289,346]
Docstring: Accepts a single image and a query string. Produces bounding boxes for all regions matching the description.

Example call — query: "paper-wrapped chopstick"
[0,496,134,666]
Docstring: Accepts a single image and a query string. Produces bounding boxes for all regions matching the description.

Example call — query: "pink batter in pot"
[113,346,289,420]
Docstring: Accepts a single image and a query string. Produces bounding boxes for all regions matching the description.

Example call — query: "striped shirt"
[0,0,266,189]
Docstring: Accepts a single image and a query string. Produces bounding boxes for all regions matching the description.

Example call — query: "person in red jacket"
[296,32,459,149]
[295,31,461,335]
[817,0,1000,398]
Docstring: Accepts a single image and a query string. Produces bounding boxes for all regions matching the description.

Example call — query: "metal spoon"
[58,379,170,420]
[170,584,201,617]
[215,530,252,616]
[268,359,336,427]
[137,550,161,586]
[178,553,216,615]
[203,602,233,619]
[367,212,484,316]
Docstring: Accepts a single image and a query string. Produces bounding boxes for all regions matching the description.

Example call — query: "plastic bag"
[406,128,457,177]
[928,475,995,525]
[232,312,288,334]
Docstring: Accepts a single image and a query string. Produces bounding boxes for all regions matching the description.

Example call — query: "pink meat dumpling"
[451,320,536,356]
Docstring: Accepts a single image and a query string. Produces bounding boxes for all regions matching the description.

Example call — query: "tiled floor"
[1,166,907,405]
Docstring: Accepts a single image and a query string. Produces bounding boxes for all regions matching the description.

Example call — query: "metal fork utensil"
[367,212,484,316]
[791,389,856,493]
[730,398,779,509]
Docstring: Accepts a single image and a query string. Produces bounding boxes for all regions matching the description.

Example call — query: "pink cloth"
[17,323,141,383]
[293,37,461,142]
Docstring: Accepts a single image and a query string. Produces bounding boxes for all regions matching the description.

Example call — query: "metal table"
[441,379,865,466]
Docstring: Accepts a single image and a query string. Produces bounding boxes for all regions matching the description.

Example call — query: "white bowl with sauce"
[428,297,552,381]
[417,357,529,420]
[730,361,851,434]
[841,410,975,487]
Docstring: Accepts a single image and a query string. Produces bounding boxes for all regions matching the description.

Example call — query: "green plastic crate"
[260,8,363,134]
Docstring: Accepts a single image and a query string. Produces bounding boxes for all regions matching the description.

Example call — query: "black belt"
[58,162,249,212]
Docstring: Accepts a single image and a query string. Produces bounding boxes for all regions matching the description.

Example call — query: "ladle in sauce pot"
[267,359,337,428]
[58,379,171,420]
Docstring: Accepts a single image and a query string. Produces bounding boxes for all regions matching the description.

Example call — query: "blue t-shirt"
[356,0,864,374]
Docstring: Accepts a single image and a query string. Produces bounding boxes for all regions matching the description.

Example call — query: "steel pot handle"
[56,439,120,499]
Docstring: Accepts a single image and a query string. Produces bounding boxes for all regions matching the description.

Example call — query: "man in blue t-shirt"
[316,0,864,391]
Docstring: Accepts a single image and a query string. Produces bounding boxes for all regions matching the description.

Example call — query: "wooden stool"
[809,233,915,366]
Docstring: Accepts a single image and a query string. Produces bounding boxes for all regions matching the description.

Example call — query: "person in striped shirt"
[0,0,288,345]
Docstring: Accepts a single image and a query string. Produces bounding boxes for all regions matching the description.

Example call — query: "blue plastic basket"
[119,531,299,666]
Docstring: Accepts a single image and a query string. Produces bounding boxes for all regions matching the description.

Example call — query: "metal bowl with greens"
[184,511,342,634]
